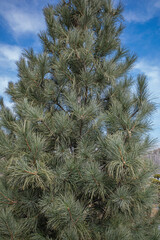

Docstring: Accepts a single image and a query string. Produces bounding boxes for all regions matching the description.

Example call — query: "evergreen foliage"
[0,0,159,239]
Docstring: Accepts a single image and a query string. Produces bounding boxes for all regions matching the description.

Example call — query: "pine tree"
[0,0,159,239]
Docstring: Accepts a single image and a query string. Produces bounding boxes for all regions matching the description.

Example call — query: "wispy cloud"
[154,0,160,8]
[0,44,21,62]
[0,44,20,109]
[124,0,160,23]
[0,0,53,36]
[1,9,45,35]
[0,44,21,70]
[0,77,11,96]
[125,11,153,23]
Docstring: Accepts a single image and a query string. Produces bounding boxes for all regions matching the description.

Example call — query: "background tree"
[0,0,159,239]
[151,174,160,219]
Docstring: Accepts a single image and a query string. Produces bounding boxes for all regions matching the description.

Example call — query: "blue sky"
[0,0,160,145]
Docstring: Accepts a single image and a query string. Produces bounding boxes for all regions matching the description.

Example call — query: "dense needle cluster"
[0,0,159,239]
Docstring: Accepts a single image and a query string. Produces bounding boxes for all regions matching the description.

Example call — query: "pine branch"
[0,192,17,205]
[40,119,54,135]
[118,148,126,166]
[56,102,66,112]
[84,86,88,105]
[67,207,74,224]
[92,176,100,187]
[4,219,14,240]
[24,170,38,175]
[79,119,83,138]
[25,138,36,165]
[32,78,39,88]
[25,138,32,152]
[67,207,81,226]
[0,201,16,205]
[131,108,139,118]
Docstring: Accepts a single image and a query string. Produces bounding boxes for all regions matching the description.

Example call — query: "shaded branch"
[0,192,17,204]
[4,219,14,240]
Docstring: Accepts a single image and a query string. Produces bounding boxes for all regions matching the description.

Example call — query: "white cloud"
[0,44,21,70]
[1,9,45,35]
[124,0,160,23]
[0,44,21,62]
[0,1,46,36]
[125,11,153,23]
[0,77,11,95]
[0,44,20,107]
[4,100,15,110]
